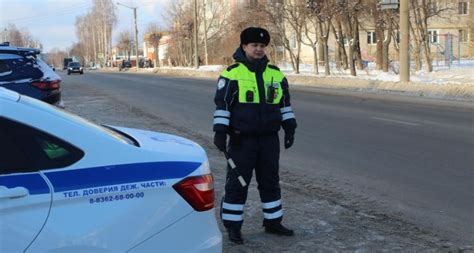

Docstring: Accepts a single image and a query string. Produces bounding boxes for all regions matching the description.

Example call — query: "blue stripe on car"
[45,161,201,193]
[0,173,50,194]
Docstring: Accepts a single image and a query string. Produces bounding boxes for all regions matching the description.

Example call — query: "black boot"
[264,223,294,236]
[227,228,244,244]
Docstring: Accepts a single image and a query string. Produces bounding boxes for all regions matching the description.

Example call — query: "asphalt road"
[60,70,474,244]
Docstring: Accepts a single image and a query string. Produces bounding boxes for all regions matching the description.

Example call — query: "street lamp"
[117,2,139,72]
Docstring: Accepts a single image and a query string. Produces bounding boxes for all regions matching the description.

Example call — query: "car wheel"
[67,72,70,75]
[80,71,84,74]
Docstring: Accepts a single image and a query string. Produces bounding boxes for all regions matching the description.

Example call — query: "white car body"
[0,88,222,252]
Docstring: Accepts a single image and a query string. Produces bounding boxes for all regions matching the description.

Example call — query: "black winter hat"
[240,27,270,46]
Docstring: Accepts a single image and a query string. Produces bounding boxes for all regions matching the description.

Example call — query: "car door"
[0,115,85,252]
[0,117,52,252]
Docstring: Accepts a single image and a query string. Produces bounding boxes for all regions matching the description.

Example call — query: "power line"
[0,3,91,24]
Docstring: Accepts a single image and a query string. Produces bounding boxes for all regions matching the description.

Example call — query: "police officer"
[213,27,297,244]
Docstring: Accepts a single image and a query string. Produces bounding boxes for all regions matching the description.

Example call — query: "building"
[143,34,172,67]
[287,0,473,68]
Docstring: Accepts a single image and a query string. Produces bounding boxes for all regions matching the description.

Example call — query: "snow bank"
[102,60,474,100]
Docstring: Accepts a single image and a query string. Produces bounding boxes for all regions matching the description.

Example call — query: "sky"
[0,0,171,52]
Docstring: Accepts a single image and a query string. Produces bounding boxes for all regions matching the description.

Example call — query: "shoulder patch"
[226,63,239,72]
[268,64,280,71]
[217,78,226,90]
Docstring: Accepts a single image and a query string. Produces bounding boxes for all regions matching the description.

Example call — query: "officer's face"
[242,43,267,61]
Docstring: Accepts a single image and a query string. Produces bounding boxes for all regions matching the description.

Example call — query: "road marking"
[371,117,420,126]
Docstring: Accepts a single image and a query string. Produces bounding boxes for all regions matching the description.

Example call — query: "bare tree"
[380,9,399,72]
[47,47,68,67]
[2,24,41,48]
[331,18,348,70]
[200,0,230,65]
[117,30,134,61]
[165,0,195,66]
[308,0,336,76]
[264,0,307,74]
[410,0,449,72]
[145,23,164,67]
[73,0,116,66]
[302,15,320,74]
[335,0,364,76]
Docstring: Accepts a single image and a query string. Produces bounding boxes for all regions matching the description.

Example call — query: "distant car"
[67,62,83,75]
[0,87,222,252]
[123,60,132,68]
[0,43,63,107]
[49,64,55,71]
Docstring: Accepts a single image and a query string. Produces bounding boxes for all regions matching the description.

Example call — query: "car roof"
[0,44,41,56]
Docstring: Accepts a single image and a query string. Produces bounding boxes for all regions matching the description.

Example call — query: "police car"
[0,88,222,252]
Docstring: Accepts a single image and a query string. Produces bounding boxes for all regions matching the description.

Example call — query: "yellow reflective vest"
[213,62,296,134]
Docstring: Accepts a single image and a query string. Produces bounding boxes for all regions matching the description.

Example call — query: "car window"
[0,59,12,77]
[0,117,84,174]
[0,54,43,82]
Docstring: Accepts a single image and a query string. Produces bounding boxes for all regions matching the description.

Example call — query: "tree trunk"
[154,46,159,67]
[348,44,356,76]
[382,38,390,72]
[354,19,363,70]
[333,23,341,69]
[423,42,433,72]
[414,46,422,71]
[334,21,348,69]
[323,40,330,75]
[382,22,393,72]
[295,37,301,74]
[287,47,296,73]
[312,46,319,74]
[157,45,161,67]
[92,29,97,65]
[373,5,383,70]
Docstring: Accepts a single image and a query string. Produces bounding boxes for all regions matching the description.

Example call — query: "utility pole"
[203,0,208,65]
[194,0,199,68]
[133,7,139,71]
[400,0,409,82]
[117,2,139,71]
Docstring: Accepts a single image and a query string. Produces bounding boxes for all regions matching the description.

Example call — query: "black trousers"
[221,133,283,230]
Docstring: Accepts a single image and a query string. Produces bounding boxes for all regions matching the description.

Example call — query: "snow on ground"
[278,59,474,85]
[103,59,473,99]
[144,59,473,85]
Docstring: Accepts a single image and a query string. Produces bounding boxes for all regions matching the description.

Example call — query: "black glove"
[213,132,227,151]
[284,133,294,149]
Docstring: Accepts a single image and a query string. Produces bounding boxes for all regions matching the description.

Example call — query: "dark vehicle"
[63,57,73,70]
[0,43,63,107]
[123,60,132,68]
[67,62,83,75]
[118,60,132,71]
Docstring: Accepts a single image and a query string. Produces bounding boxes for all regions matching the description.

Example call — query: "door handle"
[0,186,29,199]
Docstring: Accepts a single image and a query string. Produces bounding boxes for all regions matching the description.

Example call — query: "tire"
[67,72,70,75]
[80,71,84,75]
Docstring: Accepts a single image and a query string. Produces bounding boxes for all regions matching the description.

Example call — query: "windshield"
[69,62,80,67]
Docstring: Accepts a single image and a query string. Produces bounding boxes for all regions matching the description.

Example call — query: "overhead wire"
[0,3,92,24]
